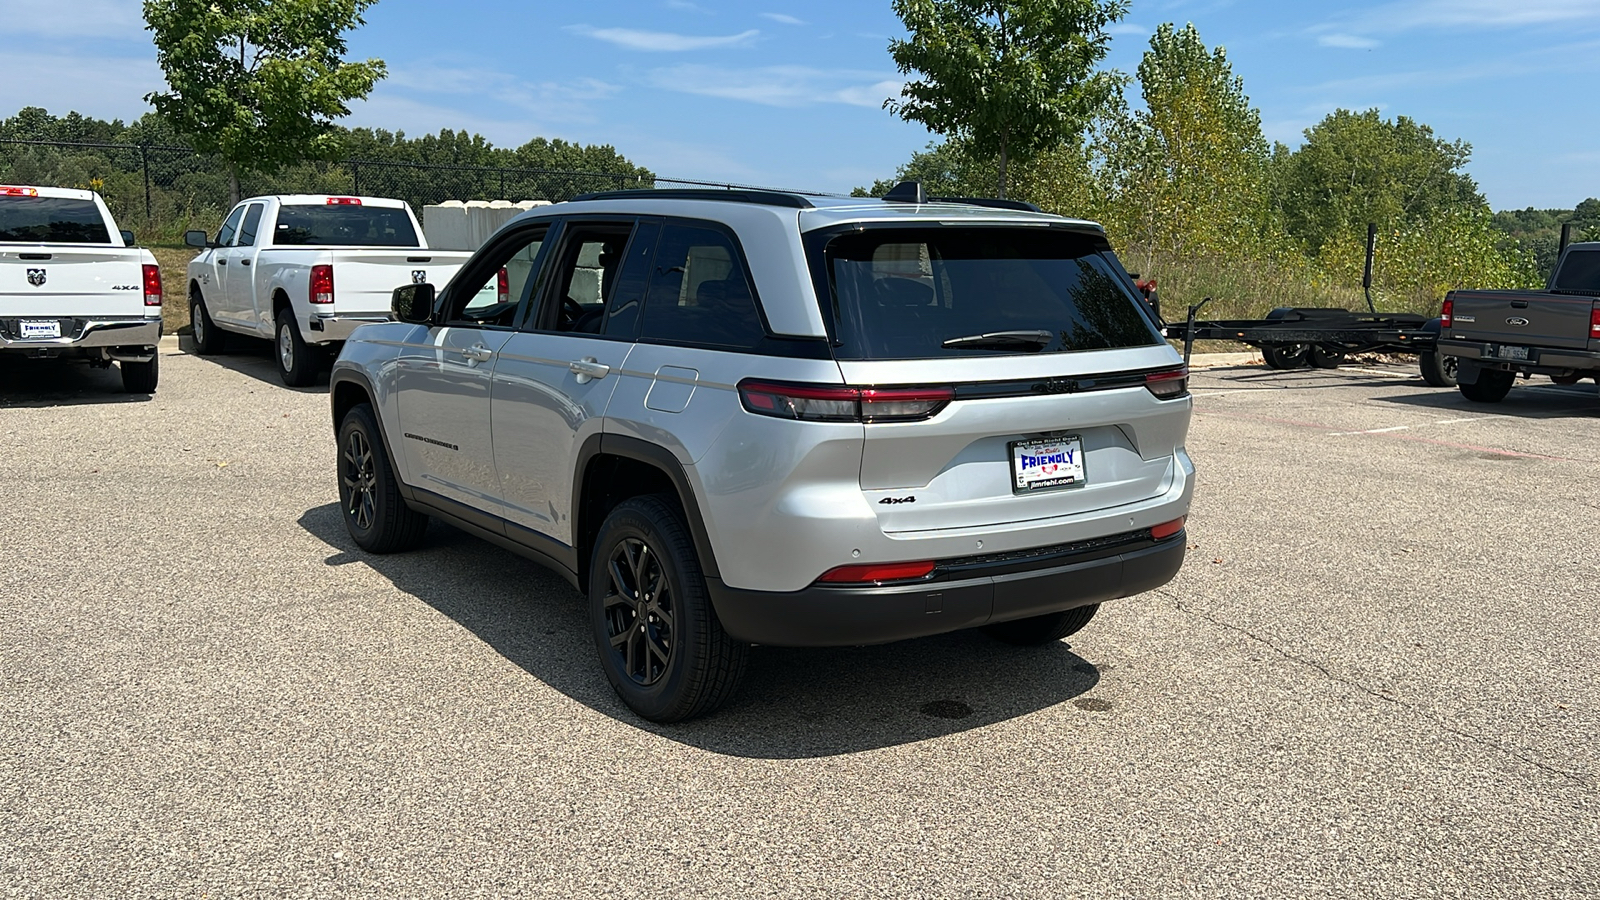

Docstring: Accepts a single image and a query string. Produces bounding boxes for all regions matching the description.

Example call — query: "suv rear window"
[273,205,418,247]
[0,197,110,243]
[812,227,1161,360]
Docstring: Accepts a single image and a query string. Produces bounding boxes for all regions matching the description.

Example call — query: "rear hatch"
[1,195,146,319]
[806,223,1190,534]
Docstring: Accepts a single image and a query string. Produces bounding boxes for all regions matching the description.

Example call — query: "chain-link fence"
[0,139,825,244]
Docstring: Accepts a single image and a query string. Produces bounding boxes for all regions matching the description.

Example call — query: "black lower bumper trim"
[707,533,1186,647]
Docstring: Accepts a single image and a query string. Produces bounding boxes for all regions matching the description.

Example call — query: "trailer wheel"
[1261,343,1310,369]
[1308,346,1346,368]
[1419,352,1458,387]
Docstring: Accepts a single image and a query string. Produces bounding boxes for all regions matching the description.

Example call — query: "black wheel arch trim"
[328,369,413,503]
[573,433,722,582]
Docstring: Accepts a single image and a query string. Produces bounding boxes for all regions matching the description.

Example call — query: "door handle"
[569,357,611,384]
[1510,300,1529,308]
[462,344,495,364]
[217,259,227,266]
[240,259,251,267]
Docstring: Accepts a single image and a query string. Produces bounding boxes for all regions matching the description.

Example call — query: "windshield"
[811,226,1161,360]
[272,205,419,247]
[0,197,111,243]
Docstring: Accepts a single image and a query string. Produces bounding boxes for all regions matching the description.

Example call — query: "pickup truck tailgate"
[332,251,459,315]
[1447,289,1597,350]
[0,248,147,317]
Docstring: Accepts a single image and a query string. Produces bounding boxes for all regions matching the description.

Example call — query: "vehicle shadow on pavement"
[1375,383,1600,418]
[0,356,153,406]
[298,502,1102,759]
[178,335,329,392]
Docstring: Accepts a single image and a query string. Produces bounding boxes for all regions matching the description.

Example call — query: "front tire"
[276,308,319,387]
[120,355,158,393]
[191,289,224,355]
[1460,369,1515,403]
[589,495,746,723]
[337,402,429,553]
[984,603,1100,646]
[1419,351,1458,387]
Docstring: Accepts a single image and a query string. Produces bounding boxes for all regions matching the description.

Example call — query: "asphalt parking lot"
[3,343,1597,898]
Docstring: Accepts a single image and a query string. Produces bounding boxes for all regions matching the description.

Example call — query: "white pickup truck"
[1,185,163,393]
[185,195,474,386]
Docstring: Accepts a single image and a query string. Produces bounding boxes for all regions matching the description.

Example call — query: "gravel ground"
[2,345,1596,898]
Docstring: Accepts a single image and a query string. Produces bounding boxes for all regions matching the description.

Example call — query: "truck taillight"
[738,380,953,423]
[1441,296,1453,329]
[1144,366,1189,399]
[326,197,362,205]
[497,267,509,304]
[310,265,334,304]
[1591,304,1600,339]
[142,264,162,307]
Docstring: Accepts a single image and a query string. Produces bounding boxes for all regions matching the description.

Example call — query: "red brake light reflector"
[1150,517,1186,540]
[738,380,952,423]
[818,560,936,584]
[142,264,162,307]
[1144,367,1189,399]
[1,186,40,197]
[497,267,510,304]
[1441,296,1454,329]
[326,196,362,205]
[1590,304,1599,338]
[310,264,334,304]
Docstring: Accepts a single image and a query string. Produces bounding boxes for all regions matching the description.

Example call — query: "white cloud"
[383,64,620,123]
[567,25,760,52]
[1365,0,1600,29]
[647,64,902,108]
[761,13,806,26]
[1105,21,1152,36]
[663,0,712,12]
[0,51,162,121]
[0,0,144,39]
[1318,33,1381,49]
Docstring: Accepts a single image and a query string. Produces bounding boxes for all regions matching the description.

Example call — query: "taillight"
[497,267,510,304]
[1144,367,1189,399]
[326,197,362,205]
[1590,303,1599,339]
[310,265,334,304]
[142,264,162,307]
[1151,516,1185,540]
[738,380,953,423]
[818,560,936,584]
[1441,296,1454,329]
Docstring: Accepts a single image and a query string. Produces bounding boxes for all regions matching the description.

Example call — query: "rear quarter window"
[0,197,111,243]
[810,226,1162,360]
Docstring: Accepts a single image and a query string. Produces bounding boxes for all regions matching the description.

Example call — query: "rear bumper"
[0,318,161,352]
[1438,338,1600,372]
[707,529,1185,647]
[308,313,388,343]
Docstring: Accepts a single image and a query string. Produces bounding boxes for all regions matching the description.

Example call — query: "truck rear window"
[0,197,111,243]
[1553,249,1600,293]
[811,226,1162,360]
[272,205,419,247]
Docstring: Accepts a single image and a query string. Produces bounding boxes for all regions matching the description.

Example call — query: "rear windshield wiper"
[941,330,1056,350]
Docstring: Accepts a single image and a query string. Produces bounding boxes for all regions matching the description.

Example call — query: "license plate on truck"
[1010,436,1086,493]
[19,320,61,339]
[1484,343,1533,362]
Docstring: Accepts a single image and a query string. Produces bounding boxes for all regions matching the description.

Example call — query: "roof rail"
[569,188,814,209]
[930,196,1044,213]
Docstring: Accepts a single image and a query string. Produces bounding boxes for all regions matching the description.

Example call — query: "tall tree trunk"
[228,166,241,208]
[998,140,1008,199]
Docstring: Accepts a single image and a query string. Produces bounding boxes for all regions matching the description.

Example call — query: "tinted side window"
[639,222,765,349]
[603,220,660,338]
[216,206,245,247]
[541,222,635,335]
[237,204,265,246]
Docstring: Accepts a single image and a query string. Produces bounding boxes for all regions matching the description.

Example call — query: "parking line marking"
[1328,425,1410,435]
[1202,410,1591,462]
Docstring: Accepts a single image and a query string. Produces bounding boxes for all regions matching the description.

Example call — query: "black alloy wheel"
[336,403,429,552]
[342,427,378,533]
[603,537,676,687]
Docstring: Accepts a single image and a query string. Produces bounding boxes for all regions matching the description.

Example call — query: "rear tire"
[276,308,318,387]
[1261,343,1309,369]
[120,355,158,393]
[1308,346,1346,368]
[589,495,747,723]
[1419,351,1458,387]
[337,402,429,553]
[191,290,224,355]
[984,603,1100,646]
[1460,369,1515,403]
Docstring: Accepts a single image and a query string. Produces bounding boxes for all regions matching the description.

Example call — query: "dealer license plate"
[1485,343,1532,362]
[19,320,61,339]
[1010,436,1086,494]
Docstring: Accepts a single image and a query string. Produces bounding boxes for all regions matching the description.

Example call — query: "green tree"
[885,0,1127,197]
[1277,109,1484,254]
[143,0,387,206]
[1100,23,1273,258]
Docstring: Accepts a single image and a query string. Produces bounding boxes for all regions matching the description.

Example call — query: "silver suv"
[329,184,1194,722]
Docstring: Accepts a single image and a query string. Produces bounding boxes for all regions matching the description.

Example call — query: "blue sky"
[2,0,1598,209]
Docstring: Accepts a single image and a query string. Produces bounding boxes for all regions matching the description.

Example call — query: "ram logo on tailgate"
[26,268,45,286]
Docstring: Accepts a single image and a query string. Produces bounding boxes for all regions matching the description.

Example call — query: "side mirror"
[391,283,435,324]
[120,230,137,246]
[184,230,211,248]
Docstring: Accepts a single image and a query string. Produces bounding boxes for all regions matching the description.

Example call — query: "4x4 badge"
[26,268,45,286]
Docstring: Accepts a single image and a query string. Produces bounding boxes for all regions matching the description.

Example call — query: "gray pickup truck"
[1437,242,1600,402]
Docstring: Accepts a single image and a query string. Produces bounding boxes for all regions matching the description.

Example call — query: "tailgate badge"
[26,268,45,286]
[411,270,427,284]
[1505,317,1529,327]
